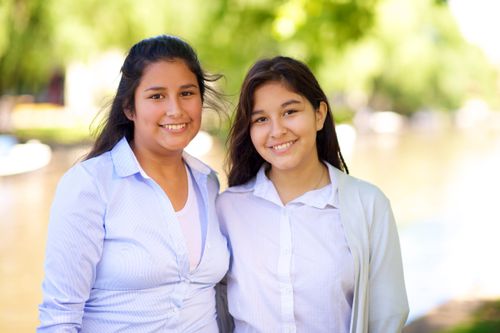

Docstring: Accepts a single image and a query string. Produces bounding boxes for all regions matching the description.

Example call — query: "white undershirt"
[176,165,202,271]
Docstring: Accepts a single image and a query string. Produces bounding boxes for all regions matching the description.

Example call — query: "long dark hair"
[227,56,348,187]
[85,34,223,159]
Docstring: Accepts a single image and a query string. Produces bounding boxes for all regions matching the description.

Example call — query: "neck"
[268,159,329,205]
[131,142,185,179]
[131,142,189,211]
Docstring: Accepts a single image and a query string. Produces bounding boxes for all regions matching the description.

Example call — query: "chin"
[267,160,299,172]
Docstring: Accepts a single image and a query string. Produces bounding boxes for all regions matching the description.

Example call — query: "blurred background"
[1,0,500,332]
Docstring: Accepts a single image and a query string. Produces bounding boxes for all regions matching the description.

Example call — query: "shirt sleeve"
[38,164,106,332]
[214,193,234,333]
[368,193,409,333]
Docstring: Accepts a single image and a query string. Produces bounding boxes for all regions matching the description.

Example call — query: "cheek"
[249,127,262,147]
[294,117,317,135]
[189,100,203,120]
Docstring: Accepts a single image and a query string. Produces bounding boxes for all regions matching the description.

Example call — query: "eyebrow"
[281,99,302,108]
[252,99,302,114]
[143,84,198,92]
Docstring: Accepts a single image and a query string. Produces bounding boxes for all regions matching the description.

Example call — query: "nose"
[270,119,287,138]
[165,97,182,118]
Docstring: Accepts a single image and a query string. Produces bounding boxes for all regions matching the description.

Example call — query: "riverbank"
[404,298,500,333]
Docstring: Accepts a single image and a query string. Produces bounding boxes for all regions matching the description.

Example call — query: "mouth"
[159,123,187,131]
[269,140,297,152]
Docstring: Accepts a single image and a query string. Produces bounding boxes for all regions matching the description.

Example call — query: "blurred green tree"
[364,0,499,115]
[0,0,498,128]
[0,0,55,96]
[195,0,499,115]
[195,0,379,95]
[1,0,381,97]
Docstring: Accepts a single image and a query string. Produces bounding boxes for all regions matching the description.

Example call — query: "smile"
[159,123,187,131]
[270,140,296,151]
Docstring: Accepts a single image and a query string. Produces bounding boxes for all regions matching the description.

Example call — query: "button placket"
[278,207,296,331]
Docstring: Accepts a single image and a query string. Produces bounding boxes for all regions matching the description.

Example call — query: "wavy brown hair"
[226,56,348,187]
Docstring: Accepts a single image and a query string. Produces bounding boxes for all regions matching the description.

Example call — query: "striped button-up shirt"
[38,137,229,332]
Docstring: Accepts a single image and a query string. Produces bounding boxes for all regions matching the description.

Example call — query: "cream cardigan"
[332,166,409,332]
[216,165,409,333]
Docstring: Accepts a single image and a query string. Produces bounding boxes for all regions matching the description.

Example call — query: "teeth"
[272,141,293,151]
[162,123,186,130]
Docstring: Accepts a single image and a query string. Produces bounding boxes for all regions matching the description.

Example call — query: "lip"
[268,139,297,153]
[159,122,188,132]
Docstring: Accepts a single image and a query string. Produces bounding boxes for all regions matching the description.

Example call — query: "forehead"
[253,81,304,107]
[139,59,197,85]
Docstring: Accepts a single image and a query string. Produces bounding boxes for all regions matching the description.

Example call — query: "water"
[1,128,499,331]
[348,128,500,321]
[0,145,88,332]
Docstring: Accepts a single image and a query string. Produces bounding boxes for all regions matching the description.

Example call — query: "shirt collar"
[294,162,339,209]
[233,162,339,208]
[252,164,283,206]
[110,137,216,178]
[182,150,214,176]
[111,137,142,177]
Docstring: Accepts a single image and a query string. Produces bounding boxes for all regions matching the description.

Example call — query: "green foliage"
[14,126,92,145]
[195,0,380,96]
[0,0,56,94]
[0,0,498,121]
[0,0,216,96]
[364,0,499,114]
[440,300,500,333]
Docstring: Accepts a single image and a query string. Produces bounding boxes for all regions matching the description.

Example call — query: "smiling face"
[249,81,327,174]
[126,59,202,158]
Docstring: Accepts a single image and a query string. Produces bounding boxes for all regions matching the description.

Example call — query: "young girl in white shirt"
[39,35,229,332]
[216,56,409,333]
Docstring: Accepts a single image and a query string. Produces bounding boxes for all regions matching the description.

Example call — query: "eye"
[252,116,268,124]
[180,90,195,97]
[149,93,164,100]
[283,109,298,116]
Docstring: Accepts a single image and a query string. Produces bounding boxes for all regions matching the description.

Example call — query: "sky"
[449,0,500,65]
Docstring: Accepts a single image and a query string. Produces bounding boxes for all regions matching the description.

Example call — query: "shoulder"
[183,151,214,175]
[183,152,220,194]
[216,178,256,208]
[56,152,113,199]
[217,177,256,198]
[333,170,397,239]
[335,168,388,205]
[207,170,220,191]
[81,151,114,173]
[216,187,242,208]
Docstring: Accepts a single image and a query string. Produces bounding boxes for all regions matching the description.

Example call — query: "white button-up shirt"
[217,164,354,333]
[38,137,229,332]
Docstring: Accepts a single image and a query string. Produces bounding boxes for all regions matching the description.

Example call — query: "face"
[126,59,202,157]
[249,81,327,174]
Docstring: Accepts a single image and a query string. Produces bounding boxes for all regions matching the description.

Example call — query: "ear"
[315,101,328,131]
[124,108,135,121]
